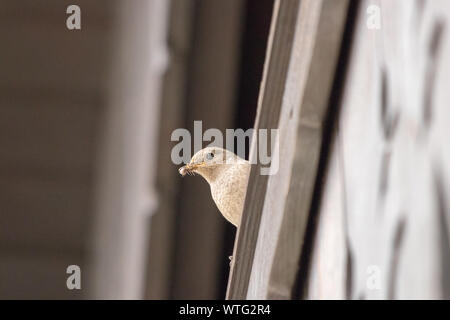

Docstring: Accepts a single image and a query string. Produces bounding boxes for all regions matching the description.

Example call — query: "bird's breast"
[209,163,250,227]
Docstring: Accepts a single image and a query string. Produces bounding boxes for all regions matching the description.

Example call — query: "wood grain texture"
[250,0,349,299]
[226,0,300,300]
[226,0,349,299]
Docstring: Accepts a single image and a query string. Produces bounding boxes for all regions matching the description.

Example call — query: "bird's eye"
[206,152,214,160]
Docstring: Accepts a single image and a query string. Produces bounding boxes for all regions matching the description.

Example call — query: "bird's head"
[178,147,242,180]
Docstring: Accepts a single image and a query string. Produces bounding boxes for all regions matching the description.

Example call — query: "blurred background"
[0,0,273,299]
[4,0,450,301]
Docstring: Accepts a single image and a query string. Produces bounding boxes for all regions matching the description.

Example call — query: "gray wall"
[0,0,116,299]
[307,0,450,299]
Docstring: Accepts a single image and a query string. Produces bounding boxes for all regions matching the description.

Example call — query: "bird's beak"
[178,161,205,176]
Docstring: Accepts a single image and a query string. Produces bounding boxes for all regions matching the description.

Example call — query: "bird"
[178,147,250,227]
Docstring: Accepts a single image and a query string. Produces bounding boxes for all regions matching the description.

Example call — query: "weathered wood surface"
[306,0,450,299]
[263,0,349,299]
[226,0,300,300]
[227,0,349,299]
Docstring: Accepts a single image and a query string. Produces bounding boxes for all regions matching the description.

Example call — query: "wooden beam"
[226,0,349,299]
[226,0,300,300]
[266,0,349,299]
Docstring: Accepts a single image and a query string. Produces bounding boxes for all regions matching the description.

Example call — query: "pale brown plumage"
[179,147,250,227]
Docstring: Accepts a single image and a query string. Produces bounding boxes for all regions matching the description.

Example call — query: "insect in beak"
[178,162,205,176]
[179,165,191,176]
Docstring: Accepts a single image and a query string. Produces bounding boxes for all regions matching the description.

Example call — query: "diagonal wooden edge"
[267,1,350,299]
[226,0,351,300]
[226,0,301,300]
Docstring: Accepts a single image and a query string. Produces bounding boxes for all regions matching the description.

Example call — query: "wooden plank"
[226,0,350,300]
[306,0,450,299]
[226,0,300,300]
[253,0,349,299]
